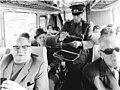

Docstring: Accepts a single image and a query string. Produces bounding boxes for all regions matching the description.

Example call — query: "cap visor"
[72,12,82,15]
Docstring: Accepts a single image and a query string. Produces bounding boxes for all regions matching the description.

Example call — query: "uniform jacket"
[82,58,120,90]
[0,54,49,90]
[61,19,94,49]
[60,19,94,90]
[62,19,90,40]
[60,19,93,69]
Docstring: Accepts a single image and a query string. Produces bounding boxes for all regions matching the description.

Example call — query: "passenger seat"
[0,47,10,60]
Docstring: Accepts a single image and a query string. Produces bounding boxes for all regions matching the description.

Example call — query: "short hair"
[47,25,53,29]
[107,24,113,27]
[53,26,60,31]
[19,32,30,40]
[98,34,120,49]
[100,26,116,36]
[93,25,101,32]
[100,27,110,36]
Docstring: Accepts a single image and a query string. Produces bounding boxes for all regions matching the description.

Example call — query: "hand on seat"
[59,32,69,41]
[71,41,82,48]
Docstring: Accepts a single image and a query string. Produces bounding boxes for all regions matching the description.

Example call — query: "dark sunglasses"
[100,47,120,55]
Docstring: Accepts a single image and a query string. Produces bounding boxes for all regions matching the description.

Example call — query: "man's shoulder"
[64,20,73,25]
[0,54,13,63]
[83,58,101,73]
[82,20,90,26]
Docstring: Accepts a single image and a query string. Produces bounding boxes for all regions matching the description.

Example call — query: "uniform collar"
[72,19,82,26]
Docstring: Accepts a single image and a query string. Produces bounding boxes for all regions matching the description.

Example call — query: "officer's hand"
[59,32,69,41]
[61,61,66,67]
[47,65,51,72]
[1,80,27,90]
[71,41,82,48]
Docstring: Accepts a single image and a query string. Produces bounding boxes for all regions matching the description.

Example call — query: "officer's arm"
[82,24,95,49]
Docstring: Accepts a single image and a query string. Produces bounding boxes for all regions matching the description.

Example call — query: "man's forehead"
[13,37,30,45]
[100,35,120,49]
[102,41,119,47]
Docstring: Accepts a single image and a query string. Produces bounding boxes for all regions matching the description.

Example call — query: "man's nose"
[112,50,118,57]
[17,47,24,52]
[74,16,78,19]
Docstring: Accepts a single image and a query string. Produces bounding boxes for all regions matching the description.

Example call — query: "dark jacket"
[60,19,93,90]
[61,19,91,41]
[82,58,120,90]
[61,19,93,68]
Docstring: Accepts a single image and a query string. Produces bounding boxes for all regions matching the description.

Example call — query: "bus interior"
[0,0,120,48]
[0,0,120,90]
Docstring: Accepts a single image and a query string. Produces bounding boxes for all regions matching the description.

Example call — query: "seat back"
[0,47,10,60]
[46,35,59,48]
[31,46,48,65]
[92,45,100,62]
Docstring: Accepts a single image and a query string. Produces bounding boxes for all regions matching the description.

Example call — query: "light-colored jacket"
[0,54,49,90]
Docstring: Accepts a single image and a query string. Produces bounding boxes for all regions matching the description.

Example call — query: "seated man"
[0,37,49,90]
[82,34,120,90]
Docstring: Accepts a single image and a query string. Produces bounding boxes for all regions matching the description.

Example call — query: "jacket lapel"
[0,54,13,78]
[99,60,120,90]
[15,59,32,83]
[4,61,14,79]
[74,23,82,37]
[70,20,76,35]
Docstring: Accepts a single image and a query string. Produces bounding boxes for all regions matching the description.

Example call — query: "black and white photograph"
[0,0,120,90]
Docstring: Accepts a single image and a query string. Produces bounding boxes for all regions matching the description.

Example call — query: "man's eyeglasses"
[100,47,120,55]
[13,45,30,51]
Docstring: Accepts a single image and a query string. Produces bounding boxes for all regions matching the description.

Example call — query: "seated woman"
[32,27,61,90]
[32,28,47,46]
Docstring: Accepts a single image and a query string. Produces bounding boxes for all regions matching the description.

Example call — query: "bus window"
[4,12,36,47]
[39,16,47,31]
[113,7,120,26]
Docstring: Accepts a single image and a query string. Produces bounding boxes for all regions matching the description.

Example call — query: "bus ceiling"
[87,0,119,11]
[0,1,61,15]
[0,0,119,14]
[60,0,119,12]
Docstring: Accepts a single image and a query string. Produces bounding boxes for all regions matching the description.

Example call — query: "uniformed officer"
[59,3,94,90]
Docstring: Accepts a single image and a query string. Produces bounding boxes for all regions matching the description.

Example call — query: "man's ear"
[98,51,103,59]
[98,50,101,55]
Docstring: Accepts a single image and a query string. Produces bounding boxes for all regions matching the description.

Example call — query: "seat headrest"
[45,35,58,47]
